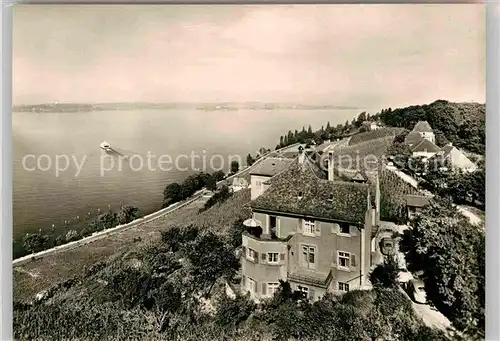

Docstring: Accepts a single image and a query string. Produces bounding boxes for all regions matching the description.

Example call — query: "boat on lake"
[100,141,112,152]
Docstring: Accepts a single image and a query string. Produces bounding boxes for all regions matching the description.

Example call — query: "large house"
[409,138,440,159]
[249,157,294,200]
[404,121,440,159]
[241,150,377,302]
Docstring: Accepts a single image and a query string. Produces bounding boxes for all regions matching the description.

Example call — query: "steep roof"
[435,145,476,169]
[410,138,440,153]
[412,121,433,133]
[405,131,423,146]
[251,156,370,224]
[406,194,431,208]
[249,157,294,177]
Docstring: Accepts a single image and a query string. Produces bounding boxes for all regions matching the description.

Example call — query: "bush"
[369,255,399,289]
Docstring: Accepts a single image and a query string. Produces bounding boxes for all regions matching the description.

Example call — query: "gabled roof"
[251,156,370,224]
[406,194,431,208]
[405,131,423,146]
[435,145,476,169]
[412,121,433,133]
[410,138,440,153]
[249,157,294,177]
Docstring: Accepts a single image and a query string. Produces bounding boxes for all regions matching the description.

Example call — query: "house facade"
[410,138,440,159]
[241,152,377,302]
[412,121,435,144]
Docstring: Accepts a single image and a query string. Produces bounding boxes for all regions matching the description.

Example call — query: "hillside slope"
[379,100,485,153]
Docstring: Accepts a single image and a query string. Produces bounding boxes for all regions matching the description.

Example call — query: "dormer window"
[298,191,303,199]
[329,194,334,201]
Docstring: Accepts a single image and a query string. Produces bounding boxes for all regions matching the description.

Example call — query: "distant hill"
[379,100,485,154]
[13,102,361,113]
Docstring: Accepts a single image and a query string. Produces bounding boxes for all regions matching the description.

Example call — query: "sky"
[13,4,485,108]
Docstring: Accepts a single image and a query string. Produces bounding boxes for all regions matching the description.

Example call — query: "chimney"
[298,146,305,164]
[328,150,334,181]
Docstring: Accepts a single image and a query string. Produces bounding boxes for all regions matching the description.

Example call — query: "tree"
[228,218,246,249]
[65,230,80,242]
[211,170,226,182]
[369,255,399,289]
[163,182,183,207]
[246,153,255,167]
[22,232,49,254]
[205,175,217,191]
[117,205,140,225]
[409,198,485,334]
[88,212,118,232]
[230,160,239,174]
[184,230,240,295]
[214,294,256,331]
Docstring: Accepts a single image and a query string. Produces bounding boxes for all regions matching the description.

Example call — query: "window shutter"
[254,280,258,293]
[332,251,337,266]
[254,251,259,264]
[261,253,267,262]
[351,254,356,267]
[242,246,246,256]
[242,275,246,287]
[280,253,285,261]
[262,283,267,295]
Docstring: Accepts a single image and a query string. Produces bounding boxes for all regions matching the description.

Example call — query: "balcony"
[243,230,294,243]
[287,269,334,289]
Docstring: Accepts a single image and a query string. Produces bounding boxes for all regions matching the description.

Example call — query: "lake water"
[12,108,365,255]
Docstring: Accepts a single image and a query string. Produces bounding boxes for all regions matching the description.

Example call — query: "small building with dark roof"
[406,194,431,220]
[249,157,294,200]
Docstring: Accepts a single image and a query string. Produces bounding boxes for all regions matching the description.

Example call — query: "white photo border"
[1,2,498,341]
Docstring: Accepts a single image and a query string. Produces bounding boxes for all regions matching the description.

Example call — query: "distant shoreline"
[13,102,362,113]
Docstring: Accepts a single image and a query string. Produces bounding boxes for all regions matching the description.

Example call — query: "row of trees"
[163,170,226,207]
[402,198,485,337]
[274,111,381,150]
[22,205,140,255]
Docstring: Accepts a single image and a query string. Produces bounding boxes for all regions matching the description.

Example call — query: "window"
[267,252,279,264]
[297,285,309,298]
[256,180,262,188]
[329,194,334,201]
[247,248,257,261]
[303,219,316,235]
[268,282,280,296]
[339,223,350,234]
[298,191,303,199]
[338,282,349,292]
[247,277,257,293]
[302,245,316,269]
[338,251,350,269]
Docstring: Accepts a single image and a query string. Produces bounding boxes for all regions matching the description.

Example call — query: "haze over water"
[12,108,365,244]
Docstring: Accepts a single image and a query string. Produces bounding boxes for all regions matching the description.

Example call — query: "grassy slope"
[14,189,251,302]
[348,127,404,146]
